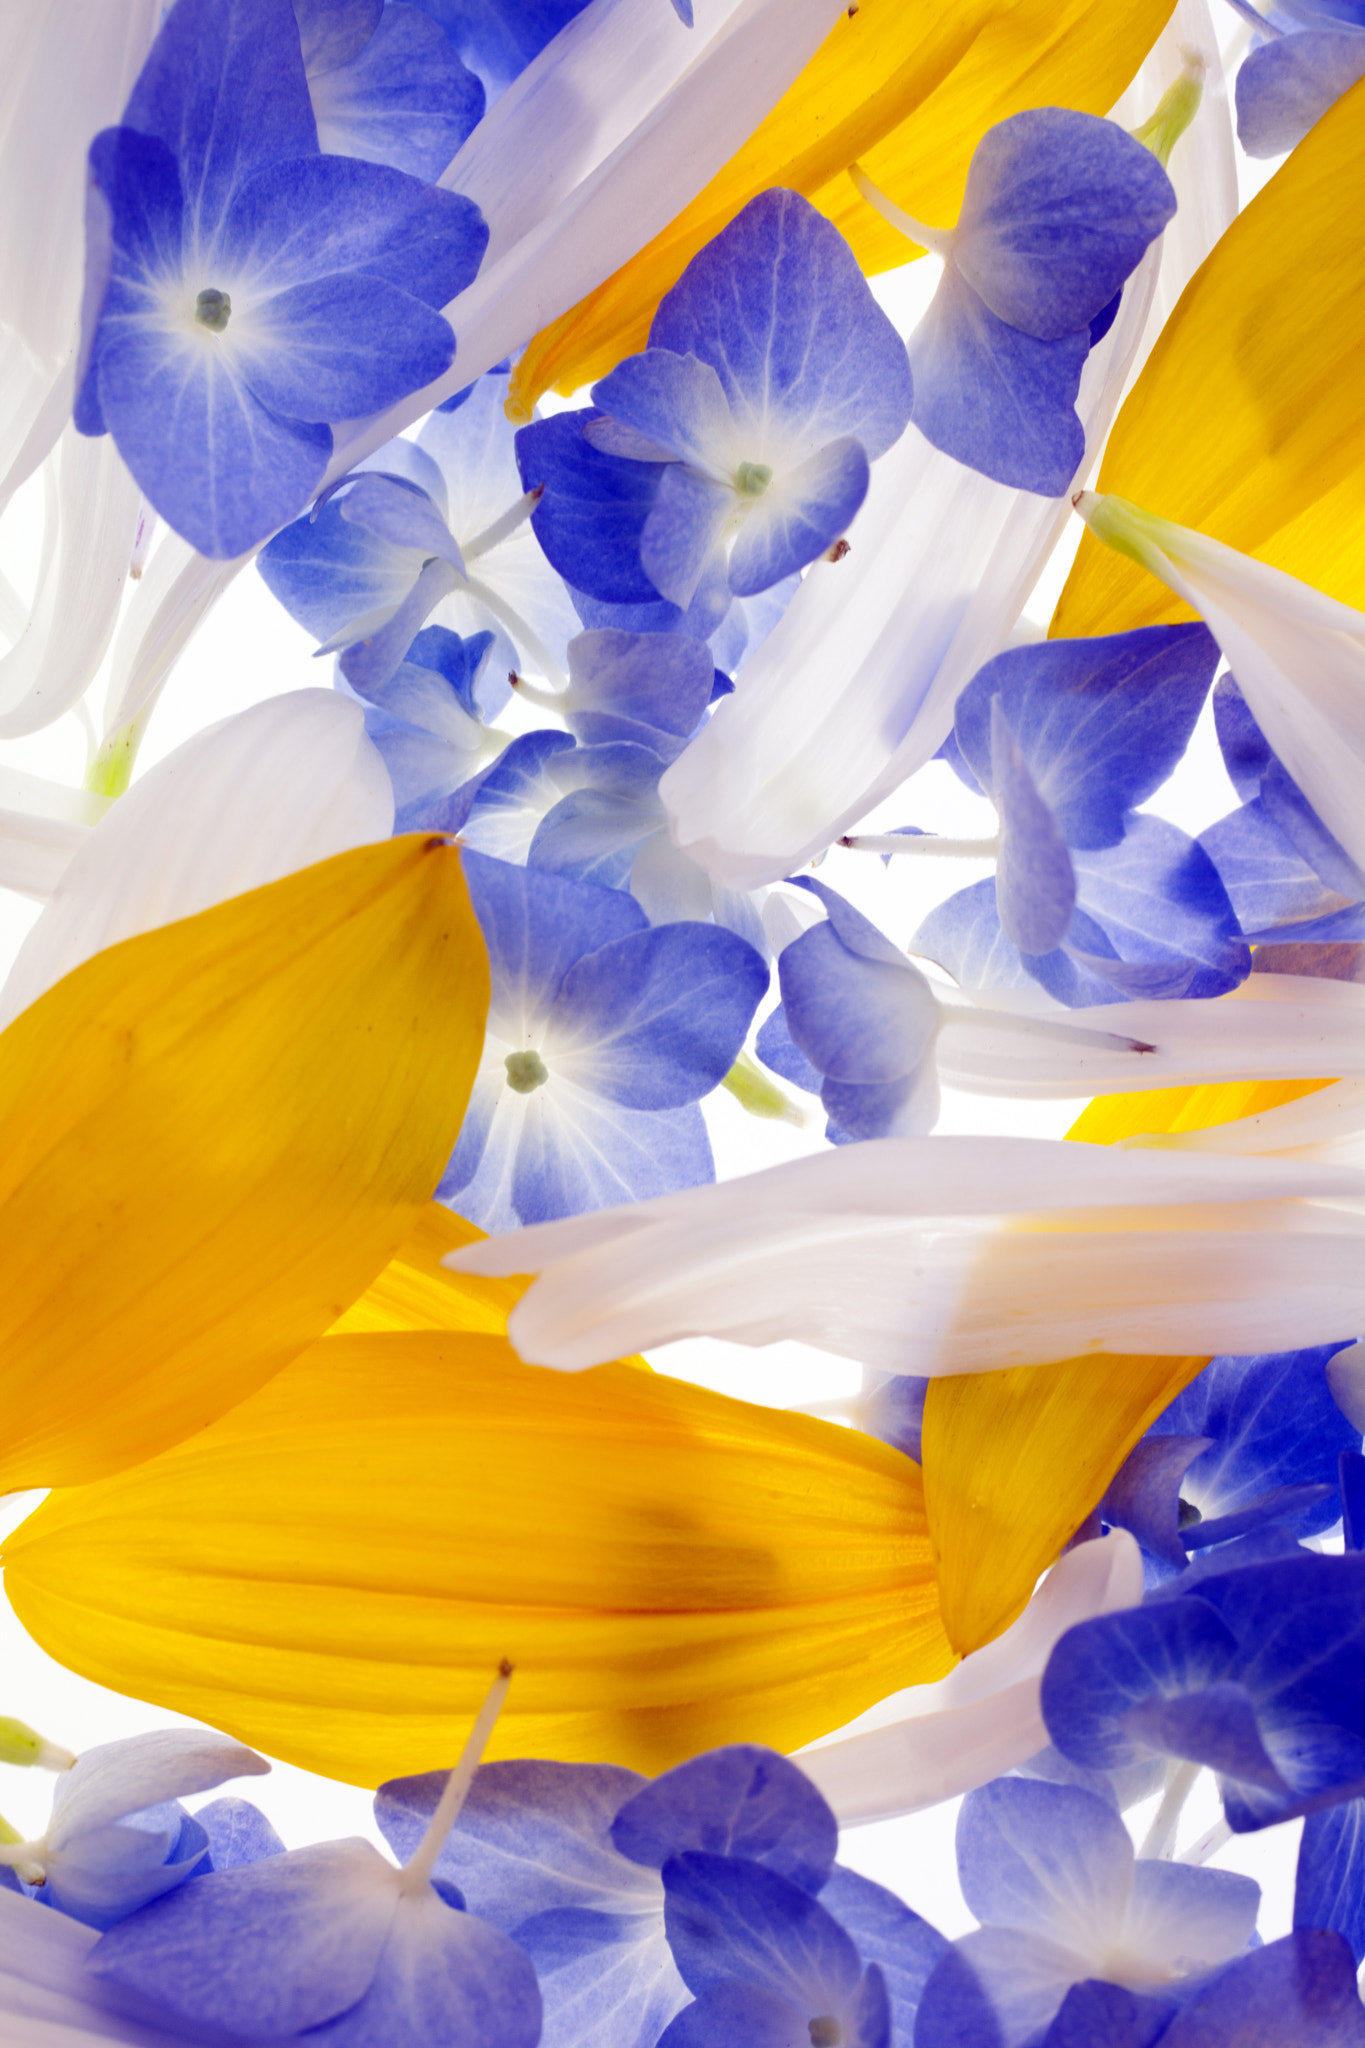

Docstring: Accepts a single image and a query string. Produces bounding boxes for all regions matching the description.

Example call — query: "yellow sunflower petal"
[2,1332,954,1783]
[326,1204,524,1339]
[1053,74,1365,636]
[921,1352,1207,1655]
[508,0,1176,416]
[1066,1077,1336,1145]
[0,837,487,1493]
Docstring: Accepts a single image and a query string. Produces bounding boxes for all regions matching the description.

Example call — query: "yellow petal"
[327,1204,526,1340]
[1053,74,1365,636]
[1066,1077,1336,1145]
[508,0,1176,416]
[922,1352,1208,1655]
[2,1332,954,1783]
[0,837,488,1493]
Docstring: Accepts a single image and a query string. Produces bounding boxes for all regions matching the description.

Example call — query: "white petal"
[0,1888,202,2046]
[48,1731,267,1850]
[100,539,247,740]
[448,1135,1365,1371]
[938,975,1365,1098]
[0,428,142,738]
[0,691,392,1029]
[800,1532,1143,1823]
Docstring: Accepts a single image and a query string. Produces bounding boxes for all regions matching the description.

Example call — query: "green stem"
[721,1049,808,1126]
[1131,51,1205,168]
[86,702,155,799]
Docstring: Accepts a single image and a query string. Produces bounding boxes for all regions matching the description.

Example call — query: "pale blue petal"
[563,629,714,756]
[591,350,734,471]
[610,1748,836,1892]
[309,3,485,182]
[1236,28,1365,156]
[956,1780,1133,1943]
[258,499,420,642]
[1296,1798,1365,1965]
[990,698,1076,954]
[727,436,868,596]
[307,1894,541,2048]
[639,465,732,610]
[339,474,465,570]
[513,1908,687,2048]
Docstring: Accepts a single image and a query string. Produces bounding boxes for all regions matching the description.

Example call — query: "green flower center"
[195,288,232,332]
[735,460,773,497]
[505,1048,550,1094]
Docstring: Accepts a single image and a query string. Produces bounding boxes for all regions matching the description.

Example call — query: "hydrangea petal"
[308,3,485,182]
[1236,28,1365,157]
[610,1747,835,1891]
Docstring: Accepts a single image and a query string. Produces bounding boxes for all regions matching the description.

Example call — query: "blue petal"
[661,1852,861,2009]
[908,263,1088,496]
[1153,1347,1361,1542]
[459,850,645,1041]
[727,437,869,596]
[1041,1596,1241,1776]
[546,922,767,1109]
[649,190,913,463]
[1100,1435,1214,1570]
[1199,800,1354,938]
[821,1068,939,1142]
[306,1893,541,2048]
[222,151,487,308]
[592,349,733,470]
[309,3,485,182]
[1050,815,1250,1004]
[1212,674,1274,801]
[818,1865,950,2039]
[953,110,1176,341]
[563,629,714,757]
[397,625,498,722]
[516,412,665,605]
[1260,759,1365,900]
[990,699,1077,953]
[513,1906,687,2048]
[295,0,383,72]
[1236,28,1365,156]
[639,465,733,609]
[505,1090,714,1224]
[339,474,464,570]
[46,1803,212,1931]
[660,1973,889,2048]
[609,1747,836,1893]
[122,0,317,248]
[754,1004,823,1095]
[86,1840,399,2035]
[258,499,420,642]
[1040,1979,1174,2048]
[94,294,333,559]
[195,1797,285,1870]
[237,270,458,425]
[1297,1798,1365,1966]
[1344,1453,1365,1554]
[410,0,593,96]
[954,626,1220,849]
[778,924,937,1085]
[375,1761,652,1928]
[464,736,662,867]
[956,1778,1133,1941]
[913,1948,1006,2048]
[1122,1680,1289,1793]
[529,783,664,890]
[858,1377,930,1465]
[911,878,1039,993]
[1157,1930,1365,2044]
[339,557,460,697]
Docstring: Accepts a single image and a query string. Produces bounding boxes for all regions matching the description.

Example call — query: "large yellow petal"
[922,1352,1207,1655]
[508,0,1175,416]
[327,1204,526,1340]
[2,1333,954,1783]
[1053,75,1365,636]
[1067,1077,1335,1145]
[0,837,487,1493]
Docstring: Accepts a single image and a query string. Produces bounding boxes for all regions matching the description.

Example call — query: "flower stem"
[841,832,999,859]
[847,165,953,257]
[399,1662,513,1897]
[1138,1759,1201,1860]
[722,1049,808,1125]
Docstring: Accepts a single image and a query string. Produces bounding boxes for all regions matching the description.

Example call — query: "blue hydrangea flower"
[410,0,595,101]
[913,626,1249,1005]
[76,0,489,558]
[515,190,912,622]
[1233,0,1365,157]
[903,111,1176,493]
[0,1730,267,1931]
[1199,675,1365,975]
[440,851,767,1227]
[341,624,508,832]
[1100,1344,1361,1575]
[259,371,579,688]
[913,1776,1259,2048]
[375,1745,884,2048]
[1041,1551,1365,1832]
[299,0,487,182]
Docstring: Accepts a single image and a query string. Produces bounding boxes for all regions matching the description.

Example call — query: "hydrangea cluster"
[3,0,1365,2044]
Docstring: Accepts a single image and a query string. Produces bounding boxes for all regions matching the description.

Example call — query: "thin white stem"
[847,164,954,257]
[841,832,999,859]
[936,1004,1157,1056]
[510,672,571,714]
[464,487,544,563]
[1138,1759,1202,1861]
[1180,1817,1232,1867]
[399,1661,513,1897]
[461,573,568,691]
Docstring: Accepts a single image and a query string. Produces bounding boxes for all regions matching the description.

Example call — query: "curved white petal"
[800,1531,1143,1823]
[99,539,248,741]
[0,429,142,737]
[0,690,393,1029]
[448,1135,1365,1372]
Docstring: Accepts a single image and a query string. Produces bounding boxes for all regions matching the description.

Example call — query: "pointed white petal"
[0,691,392,1029]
